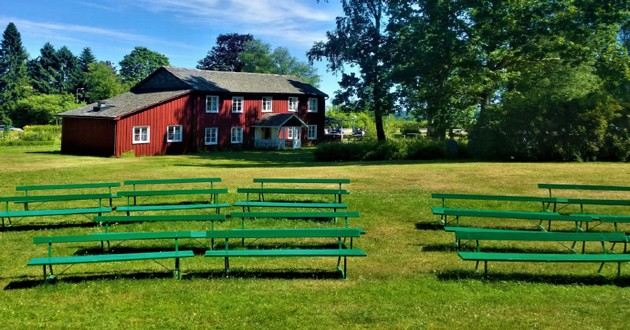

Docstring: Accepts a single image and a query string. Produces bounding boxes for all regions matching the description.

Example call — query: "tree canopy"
[119,47,169,85]
[84,62,124,103]
[197,33,253,71]
[0,22,30,125]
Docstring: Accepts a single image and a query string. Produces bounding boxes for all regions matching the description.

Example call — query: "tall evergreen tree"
[56,46,81,93]
[28,42,59,94]
[78,47,96,73]
[197,33,253,71]
[0,22,30,125]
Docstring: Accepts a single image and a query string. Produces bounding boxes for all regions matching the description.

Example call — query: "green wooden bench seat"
[458,251,630,276]
[204,227,366,278]
[237,188,349,203]
[433,193,630,213]
[253,178,351,190]
[539,183,630,196]
[233,201,348,211]
[28,230,199,281]
[116,203,230,215]
[95,214,227,230]
[1,182,119,227]
[0,207,112,227]
[432,207,594,230]
[231,211,360,227]
[120,178,226,207]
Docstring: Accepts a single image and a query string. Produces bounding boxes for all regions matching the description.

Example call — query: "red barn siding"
[115,94,193,156]
[61,117,115,156]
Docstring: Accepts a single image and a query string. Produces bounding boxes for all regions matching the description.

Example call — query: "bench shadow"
[186,269,342,280]
[436,269,630,287]
[4,268,343,290]
[415,222,444,231]
[4,271,177,290]
[0,221,96,232]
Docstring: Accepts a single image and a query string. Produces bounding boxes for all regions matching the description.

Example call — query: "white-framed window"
[288,97,299,112]
[307,98,318,112]
[286,127,295,140]
[232,96,243,113]
[205,95,219,113]
[307,125,317,140]
[166,125,183,142]
[231,127,243,144]
[204,127,218,145]
[262,96,272,113]
[132,126,150,144]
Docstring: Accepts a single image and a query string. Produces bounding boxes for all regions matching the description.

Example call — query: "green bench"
[231,211,361,228]
[0,182,119,227]
[118,178,228,215]
[28,231,200,280]
[94,214,227,231]
[449,227,629,275]
[433,193,630,213]
[204,227,366,278]
[432,207,595,231]
[233,201,348,212]
[240,178,351,203]
[539,183,630,197]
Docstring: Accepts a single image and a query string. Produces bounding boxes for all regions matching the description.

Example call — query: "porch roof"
[252,113,308,128]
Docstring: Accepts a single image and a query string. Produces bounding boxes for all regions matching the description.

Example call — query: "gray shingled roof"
[164,67,327,97]
[58,90,191,119]
[252,113,308,128]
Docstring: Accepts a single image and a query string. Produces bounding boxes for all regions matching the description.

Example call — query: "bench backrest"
[254,178,350,185]
[205,227,364,239]
[433,207,594,222]
[33,231,205,244]
[231,211,360,218]
[94,214,226,223]
[432,193,560,204]
[452,229,627,242]
[237,188,349,195]
[117,188,228,197]
[16,182,120,193]
[124,178,222,186]
[539,183,630,196]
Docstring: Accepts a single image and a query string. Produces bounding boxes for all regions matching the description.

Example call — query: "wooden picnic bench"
[204,227,366,278]
[28,231,201,281]
[117,178,228,215]
[432,207,595,231]
[447,226,630,275]
[0,182,119,227]
[239,178,351,203]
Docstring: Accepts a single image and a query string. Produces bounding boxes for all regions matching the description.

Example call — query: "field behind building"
[0,145,628,329]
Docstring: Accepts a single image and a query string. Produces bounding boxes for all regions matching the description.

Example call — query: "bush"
[314,138,468,162]
[0,125,61,146]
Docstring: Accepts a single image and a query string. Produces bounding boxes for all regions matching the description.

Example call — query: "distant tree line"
[0,22,170,127]
[0,24,320,129]
[310,0,629,161]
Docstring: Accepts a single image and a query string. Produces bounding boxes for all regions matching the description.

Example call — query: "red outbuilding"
[59,67,327,157]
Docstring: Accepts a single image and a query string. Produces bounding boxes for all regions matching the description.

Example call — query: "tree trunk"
[374,105,386,141]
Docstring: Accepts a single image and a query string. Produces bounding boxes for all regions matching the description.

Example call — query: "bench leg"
[598,262,605,273]
[484,261,488,275]
[174,258,181,280]
[617,263,621,277]
[343,256,347,279]
[224,257,230,276]
[42,265,46,280]
[475,261,480,271]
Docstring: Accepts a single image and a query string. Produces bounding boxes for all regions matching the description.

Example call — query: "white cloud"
[0,17,196,51]
[135,0,335,46]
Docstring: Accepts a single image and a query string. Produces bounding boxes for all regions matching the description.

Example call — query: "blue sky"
[0,0,345,101]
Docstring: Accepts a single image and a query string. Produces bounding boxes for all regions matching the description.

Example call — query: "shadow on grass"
[0,221,96,232]
[436,269,630,287]
[4,268,343,290]
[415,222,444,231]
[25,150,61,155]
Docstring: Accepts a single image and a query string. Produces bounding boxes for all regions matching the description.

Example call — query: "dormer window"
[206,95,219,113]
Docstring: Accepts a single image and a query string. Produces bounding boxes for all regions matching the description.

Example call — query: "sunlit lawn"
[0,144,628,329]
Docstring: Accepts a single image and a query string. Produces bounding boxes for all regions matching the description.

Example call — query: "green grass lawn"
[0,145,629,329]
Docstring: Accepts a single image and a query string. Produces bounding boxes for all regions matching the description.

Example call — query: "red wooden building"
[59,67,327,157]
